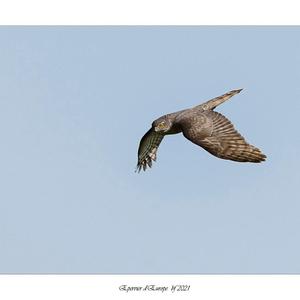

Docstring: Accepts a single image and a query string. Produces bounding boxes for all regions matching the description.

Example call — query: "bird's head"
[152,116,172,133]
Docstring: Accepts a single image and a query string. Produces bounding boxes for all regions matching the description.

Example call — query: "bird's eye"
[158,122,165,128]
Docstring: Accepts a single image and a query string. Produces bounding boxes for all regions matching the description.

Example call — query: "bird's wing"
[195,89,242,111]
[182,111,266,162]
[136,128,164,172]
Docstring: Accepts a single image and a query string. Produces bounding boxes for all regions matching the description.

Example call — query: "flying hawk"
[136,89,266,172]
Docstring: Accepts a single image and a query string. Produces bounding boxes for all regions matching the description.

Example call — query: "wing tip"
[258,153,267,163]
[135,158,154,173]
[243,152,267,163]
[231,88,243,94]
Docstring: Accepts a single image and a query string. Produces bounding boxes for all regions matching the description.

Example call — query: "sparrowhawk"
[136,89,266,172]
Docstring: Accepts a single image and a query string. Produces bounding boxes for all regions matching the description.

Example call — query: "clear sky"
[0,27,299,273]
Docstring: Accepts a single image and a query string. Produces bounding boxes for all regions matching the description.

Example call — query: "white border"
[1,275,300,300]
[0,0,300,25]
[0,2,299,299]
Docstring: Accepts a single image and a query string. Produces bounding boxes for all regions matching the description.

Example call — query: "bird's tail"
[199,89,243,111]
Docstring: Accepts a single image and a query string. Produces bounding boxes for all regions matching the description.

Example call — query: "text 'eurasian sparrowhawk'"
[136,89,266,172]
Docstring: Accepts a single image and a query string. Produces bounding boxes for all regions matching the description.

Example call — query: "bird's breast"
[165,123,182,135]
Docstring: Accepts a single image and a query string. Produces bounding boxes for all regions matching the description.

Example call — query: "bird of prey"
[136,89,266,172]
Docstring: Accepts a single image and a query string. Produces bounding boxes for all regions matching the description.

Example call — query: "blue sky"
[0,27,299,273]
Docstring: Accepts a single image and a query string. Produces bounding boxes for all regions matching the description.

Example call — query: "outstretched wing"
[136,128,164,172]
[182,111,266,163]
[195,89,243,111]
